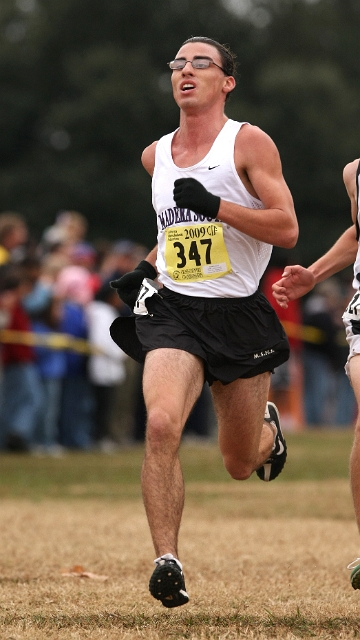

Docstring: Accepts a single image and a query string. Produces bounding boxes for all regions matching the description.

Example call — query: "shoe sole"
[149,563,189,608]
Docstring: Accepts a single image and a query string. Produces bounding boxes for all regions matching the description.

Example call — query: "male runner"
[272,157,360,590]
[111,36,298,607]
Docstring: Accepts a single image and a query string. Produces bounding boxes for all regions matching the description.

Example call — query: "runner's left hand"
[173,178,220,219]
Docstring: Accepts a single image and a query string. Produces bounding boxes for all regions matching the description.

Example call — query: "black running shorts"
[123,286,290,385]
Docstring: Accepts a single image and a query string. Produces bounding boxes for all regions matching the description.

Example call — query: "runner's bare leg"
[141,348,204,558]
[348,356,360,534]
[211,371,274,479]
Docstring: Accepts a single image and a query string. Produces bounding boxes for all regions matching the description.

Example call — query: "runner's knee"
[146,407,181,450]
[222,453,253,481]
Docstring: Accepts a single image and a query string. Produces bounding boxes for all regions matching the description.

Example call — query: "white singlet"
[152,119,272,297]
[341,160,360,378]
[352,160,360,290]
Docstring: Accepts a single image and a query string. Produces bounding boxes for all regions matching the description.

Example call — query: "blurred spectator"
[21,256,53,317]
[31,296,66,455]
[0,212,28,265]
[55,265,94,307]
[100,239,147,286]
[262,256,304,430]
[69,241,96,268]
[0,263,43,451]
[69,241,101,294]
[0,210,180,452]
[0,265,25,384]
[41,210,88,260]
[86,279,127,451]
[302,278,356,427]
[106,240,149,445]
[57,210,88,245]
[111,358,145,446]
[43,209,87,243]
[40,252,70,286]
[54,265,95,449]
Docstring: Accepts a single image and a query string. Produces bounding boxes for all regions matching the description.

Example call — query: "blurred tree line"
[0,0,359,263]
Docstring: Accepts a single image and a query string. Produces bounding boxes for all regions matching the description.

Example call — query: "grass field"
[0,429,359,639]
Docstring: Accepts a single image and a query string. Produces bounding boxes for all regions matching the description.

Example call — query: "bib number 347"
[164,223,231,282]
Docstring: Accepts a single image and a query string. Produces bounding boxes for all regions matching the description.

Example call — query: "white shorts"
[342,291,360,380]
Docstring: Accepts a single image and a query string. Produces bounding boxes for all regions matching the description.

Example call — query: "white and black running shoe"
[256,402,287,482]
[347,558,360,589]
[149,554,189,608]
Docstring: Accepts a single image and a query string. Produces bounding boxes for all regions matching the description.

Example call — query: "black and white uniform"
[154,119,271,297]
[342,160,360,378]
[133,119,289,384]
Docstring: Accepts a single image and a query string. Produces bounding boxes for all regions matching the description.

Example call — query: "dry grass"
[0,476,359,639]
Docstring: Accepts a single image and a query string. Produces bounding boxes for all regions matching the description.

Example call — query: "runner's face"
[171,42,233,111]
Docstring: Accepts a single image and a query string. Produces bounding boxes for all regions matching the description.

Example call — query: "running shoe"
[256,401,287,482]
[149,553,189,608]
[348,558,360,589]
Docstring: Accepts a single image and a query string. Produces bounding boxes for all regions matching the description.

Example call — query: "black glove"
[173,178,220,219]
[110,260,157,308]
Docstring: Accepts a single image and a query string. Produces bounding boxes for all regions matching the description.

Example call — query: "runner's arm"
[217,125,298,248]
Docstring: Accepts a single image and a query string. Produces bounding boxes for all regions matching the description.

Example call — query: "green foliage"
[0,0,359,260]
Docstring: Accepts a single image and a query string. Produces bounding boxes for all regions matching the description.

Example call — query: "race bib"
[164,223,232,282]
[343,291,360,320]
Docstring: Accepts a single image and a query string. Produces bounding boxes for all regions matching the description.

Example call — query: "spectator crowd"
[0,209,149,454]
[0,209,356,456]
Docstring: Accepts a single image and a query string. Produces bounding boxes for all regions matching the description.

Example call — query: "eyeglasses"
[168,57,226,74]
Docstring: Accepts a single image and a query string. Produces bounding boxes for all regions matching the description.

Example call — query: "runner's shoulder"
[236,124,280,161]
[141,141,158,176]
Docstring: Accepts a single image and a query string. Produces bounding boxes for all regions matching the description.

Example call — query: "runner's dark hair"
[182,36,237,79]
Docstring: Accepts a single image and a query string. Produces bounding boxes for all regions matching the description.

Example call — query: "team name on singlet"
[157,207,215,230]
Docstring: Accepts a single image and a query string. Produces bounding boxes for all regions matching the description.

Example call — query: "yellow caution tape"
[0,322,347,351]
[282,321,348,347]
[281,321,326,343]
[0,329,101,355]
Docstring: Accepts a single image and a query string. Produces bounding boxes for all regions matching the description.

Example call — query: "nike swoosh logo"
[277,440,285,455]
[208,165,220,170]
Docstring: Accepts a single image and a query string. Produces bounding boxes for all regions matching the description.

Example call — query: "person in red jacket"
[0,264,43,451]
[261,260,303,429]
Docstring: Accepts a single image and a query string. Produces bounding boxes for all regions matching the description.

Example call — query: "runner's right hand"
[110,260,157,308]
[272,265,315,309]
